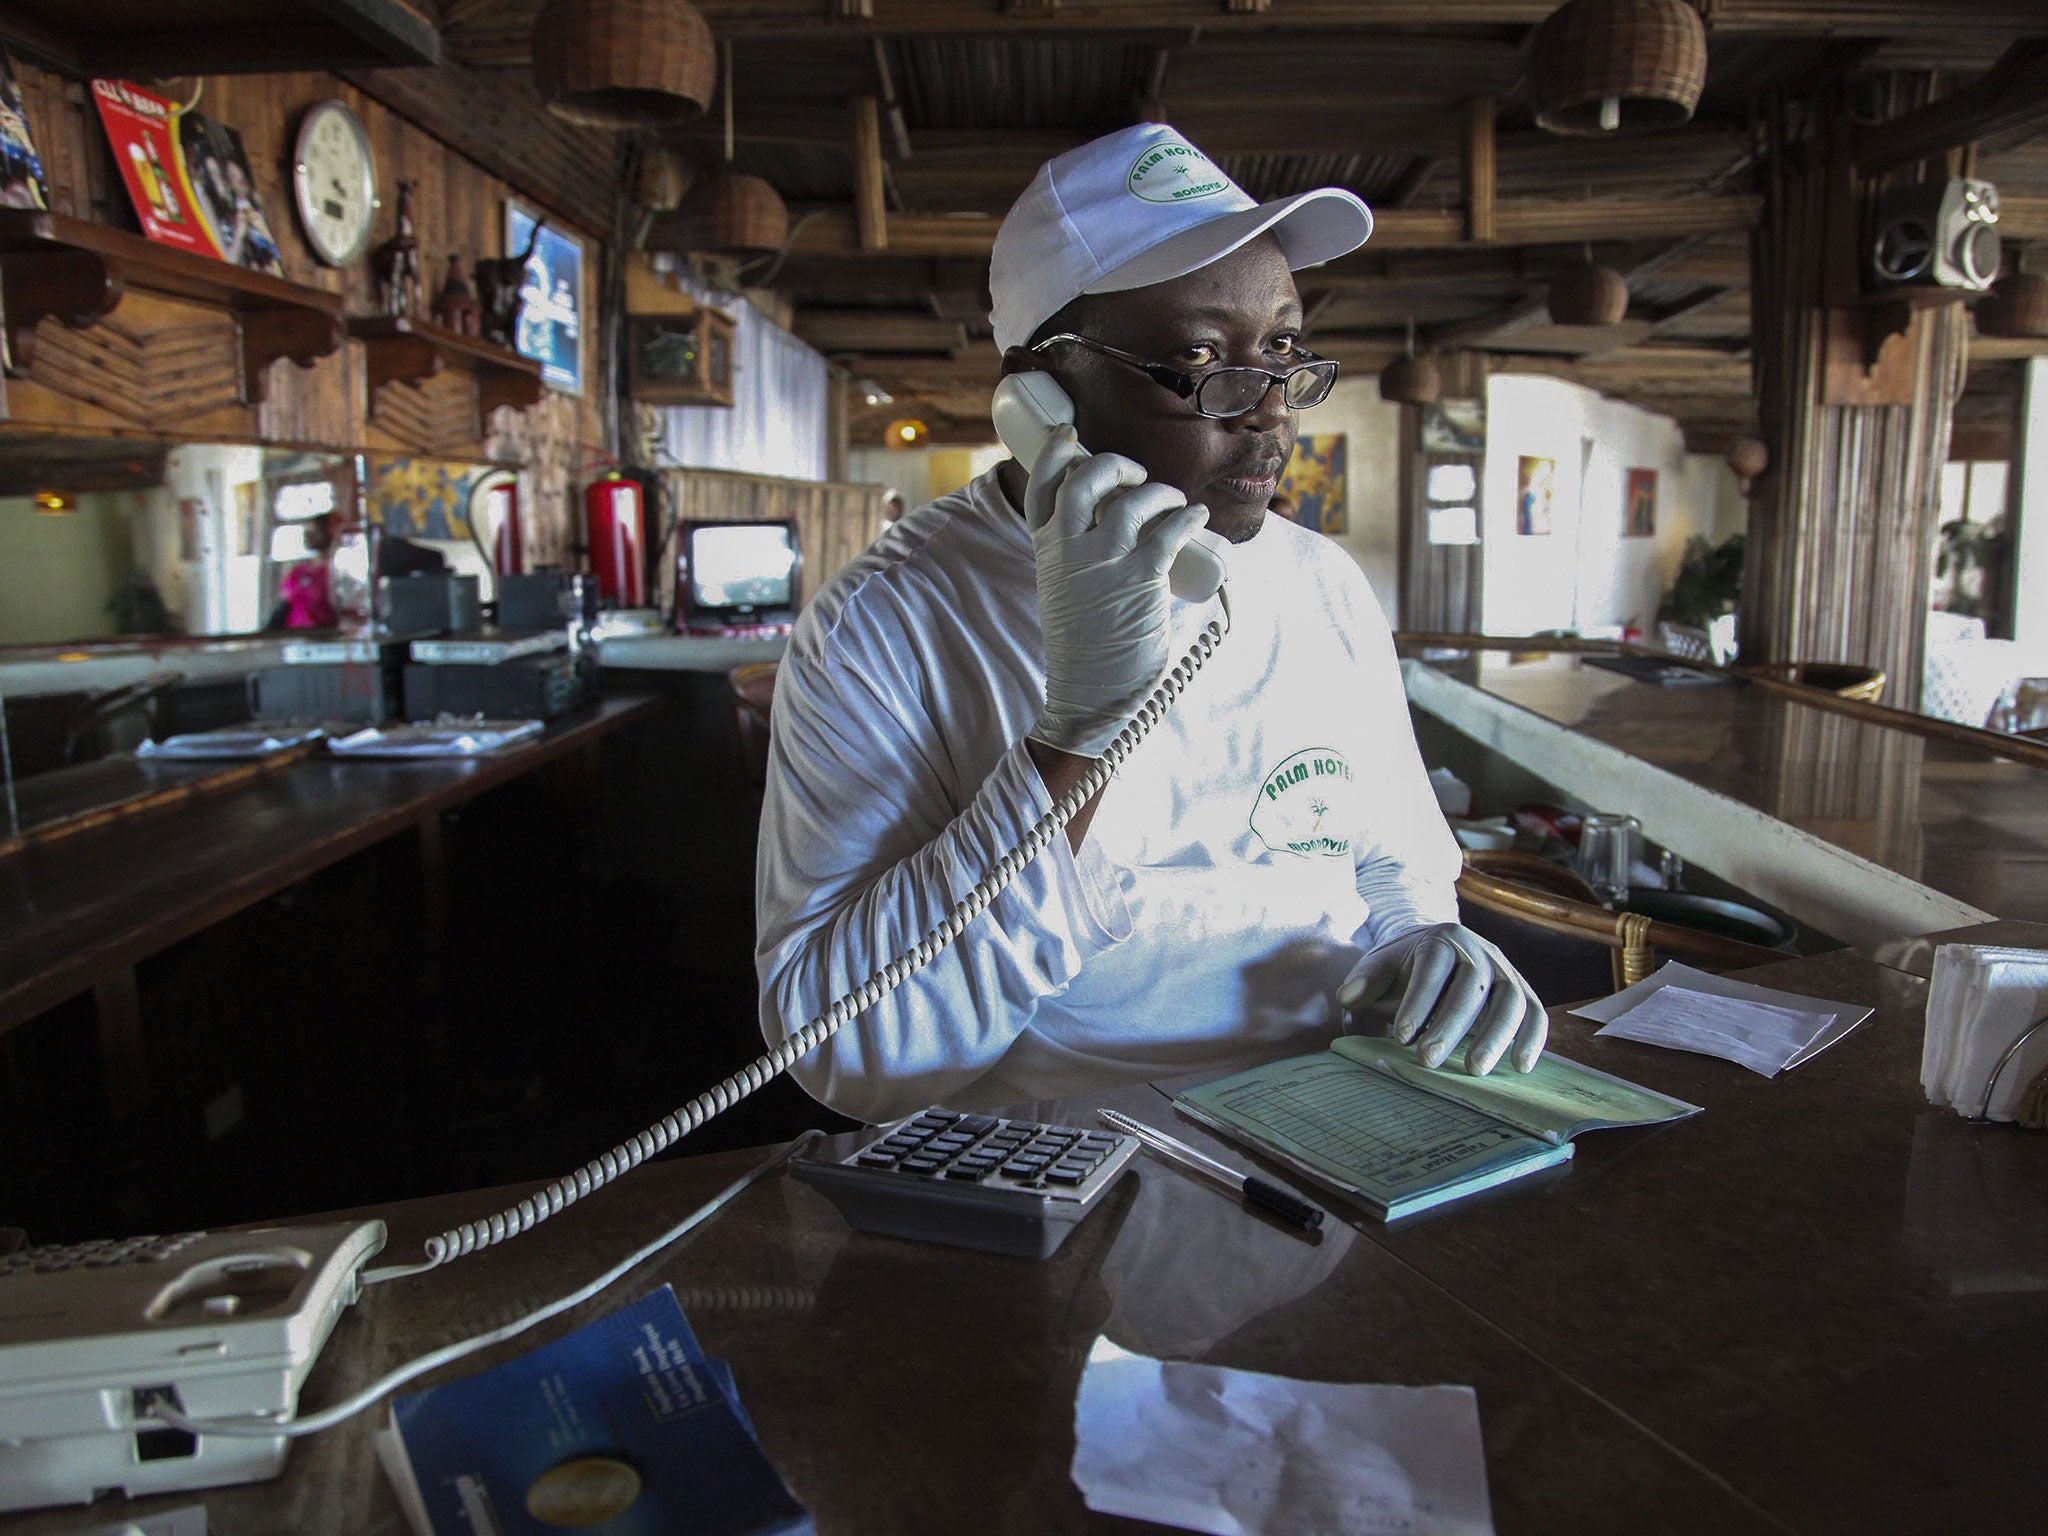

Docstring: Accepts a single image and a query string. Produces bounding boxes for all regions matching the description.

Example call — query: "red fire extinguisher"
[584,471,645,608]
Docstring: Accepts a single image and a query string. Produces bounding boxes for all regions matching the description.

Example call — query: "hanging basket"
[533,0,716,129]
[1379,353,1442,404]
[1549,262,1631,325]
[655,169,790,259]
[1726,436,1768,491]
[1529,0,1708,138]
[1975,273,2048,339]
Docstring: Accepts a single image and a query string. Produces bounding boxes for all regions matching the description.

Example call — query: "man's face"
[1021,236,1304,544]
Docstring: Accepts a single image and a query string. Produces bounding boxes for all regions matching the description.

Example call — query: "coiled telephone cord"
[365,600,1230,1285]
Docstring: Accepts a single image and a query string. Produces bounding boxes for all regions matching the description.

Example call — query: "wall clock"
[292,99,378,267]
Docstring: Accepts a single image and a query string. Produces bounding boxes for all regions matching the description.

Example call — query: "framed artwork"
[1516,455,1555,536]
[1420,398,1486,454]
[178,108,285,275]
[0,48,49,210]
[1624,467,1658,537]
[1276,433,1347,535]
[506,201,583,394]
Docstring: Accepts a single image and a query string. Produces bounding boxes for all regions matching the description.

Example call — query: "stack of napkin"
[1922,945,2048,1124]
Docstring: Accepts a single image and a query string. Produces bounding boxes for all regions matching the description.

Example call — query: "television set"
[677,519,800,633]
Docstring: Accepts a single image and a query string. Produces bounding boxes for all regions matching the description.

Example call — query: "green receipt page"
[1328,1036,1701,1145]
[1174,1056,1573,1219]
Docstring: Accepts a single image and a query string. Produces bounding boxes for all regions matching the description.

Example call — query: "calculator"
[791,1110,1139,1259]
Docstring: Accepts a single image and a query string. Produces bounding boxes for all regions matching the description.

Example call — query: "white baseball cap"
[988,123,1373,354]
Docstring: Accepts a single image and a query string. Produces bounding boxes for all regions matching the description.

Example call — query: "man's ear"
[999,346,1038,379]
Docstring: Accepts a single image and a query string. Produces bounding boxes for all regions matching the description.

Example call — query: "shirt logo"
[1248,748,1354,860]
[1126,143,1231,205]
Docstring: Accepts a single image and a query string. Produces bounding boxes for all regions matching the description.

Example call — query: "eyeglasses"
[1030,332,1341,419]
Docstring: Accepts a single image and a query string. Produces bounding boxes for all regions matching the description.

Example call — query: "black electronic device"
[400,653,595,721]
[498,571,597,633]
[677,520,800,633]
[380,573,479,635]
[790,1110,1140,1259]
[251,662,398,725]
[1870,178,2001,292]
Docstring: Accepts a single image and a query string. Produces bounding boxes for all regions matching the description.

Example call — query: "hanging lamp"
[1379,320,1442,404]
[1529,0,1708,138]
[1549,248,1631,325]
[654,42,790,260]
[532,0,716,129]
[1725,436,1768,493]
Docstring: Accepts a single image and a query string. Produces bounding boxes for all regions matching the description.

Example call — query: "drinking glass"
[1577,813,1639,906]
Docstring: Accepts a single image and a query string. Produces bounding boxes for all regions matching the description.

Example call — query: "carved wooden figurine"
[371,181,423,318]
[432,253,480,335]
[475,219,544,349]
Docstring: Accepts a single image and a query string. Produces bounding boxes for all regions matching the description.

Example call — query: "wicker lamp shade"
[1379,352,1442,404]
[532,0,716,129]
[1549,262,1631,325]
[1530,0,1708,137]
[1726,436,1768,492]
[657,169,790,258]
[1975,273,2048,339]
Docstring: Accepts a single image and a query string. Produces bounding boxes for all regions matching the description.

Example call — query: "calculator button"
[955,1115,1000,1136]
[857,1150,899,1167]
[900,1156,944,1173]
[1044,1167,1087,1185]
[920,1110,962,1125]
[1079,1135,1116,1151]
[1007,1122,1044,1137]
[944,1165,988,1182]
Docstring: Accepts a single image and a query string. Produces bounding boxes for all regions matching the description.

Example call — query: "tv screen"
[681,520,799,626]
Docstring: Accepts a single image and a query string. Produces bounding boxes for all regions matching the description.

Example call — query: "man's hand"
[1338,924,1548,1075]
[1024,426,1210,759]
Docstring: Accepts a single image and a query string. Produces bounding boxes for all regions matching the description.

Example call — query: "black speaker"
[1870,178,2001,292]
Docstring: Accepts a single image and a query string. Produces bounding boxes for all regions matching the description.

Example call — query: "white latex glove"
[1337,923,1548,1075]
[1023,426,1211,757]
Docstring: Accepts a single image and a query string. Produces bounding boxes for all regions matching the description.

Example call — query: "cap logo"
[1126,143,1230,205]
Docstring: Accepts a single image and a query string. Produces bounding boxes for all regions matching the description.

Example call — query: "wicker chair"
[1744,661,1887,703]
[1456,849,1784,993]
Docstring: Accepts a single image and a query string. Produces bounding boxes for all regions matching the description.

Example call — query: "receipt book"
[1175,1038,1698,1220]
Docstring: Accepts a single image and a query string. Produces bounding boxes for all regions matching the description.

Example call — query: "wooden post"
[1462,97,1496,245]
[852,95,888,253]
[826,367,850,482]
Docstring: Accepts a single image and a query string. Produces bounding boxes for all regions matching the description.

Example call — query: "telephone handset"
[991,371,1229,603]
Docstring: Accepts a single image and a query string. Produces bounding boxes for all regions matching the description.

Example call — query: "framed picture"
[506,201,583,394]
[1517,455,1555,536]
[1624,467,1657,537]
[1276,433,1347,535]
[628,310,736,407]
[0,48,49,210]
[178,108,285,276]
[1420,398,1486,454]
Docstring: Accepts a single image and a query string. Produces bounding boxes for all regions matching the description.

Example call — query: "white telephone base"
[0,1220,384,1512]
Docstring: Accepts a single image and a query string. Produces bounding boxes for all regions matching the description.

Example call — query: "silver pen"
[1100,1108,1325,1231]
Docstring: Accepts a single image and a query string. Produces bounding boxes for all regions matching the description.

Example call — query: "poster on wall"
[91,80,284,273]
[507,202,583,394]
[1276,433,1347,535]
[1516,455,1555,536]
[0,49,50,209]
[1420,398,1486,454]
[1624,467,1658,537]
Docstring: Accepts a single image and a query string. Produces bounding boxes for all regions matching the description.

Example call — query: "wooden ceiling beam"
[852,96,889,252]
[687,1,2045,38]
[790,195,1761,259]
[793,311,969,354]
[1463,97,1497,245]
[1855,39,2048,177]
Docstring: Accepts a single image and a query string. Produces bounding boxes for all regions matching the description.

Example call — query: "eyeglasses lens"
[1196,362,1337,418]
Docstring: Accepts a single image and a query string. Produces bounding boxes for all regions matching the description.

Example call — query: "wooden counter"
[1405,652,2048,944]
[8,937,2041,1534]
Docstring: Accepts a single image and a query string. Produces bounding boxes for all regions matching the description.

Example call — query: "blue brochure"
[380,1285,813,1536]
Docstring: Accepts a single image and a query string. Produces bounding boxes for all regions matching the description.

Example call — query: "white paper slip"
[1593,985,1836,1076]
[1923,945,2048,1120]
[1571,961,1873,1073]
[1070,1336,1494,1536]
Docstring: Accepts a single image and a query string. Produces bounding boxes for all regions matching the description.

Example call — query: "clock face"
[293,101,376,267]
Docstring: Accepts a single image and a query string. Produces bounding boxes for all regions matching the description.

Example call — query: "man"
[757,124,1544,1125]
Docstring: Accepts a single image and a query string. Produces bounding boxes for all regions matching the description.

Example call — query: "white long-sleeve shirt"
[756,468,1460,1124]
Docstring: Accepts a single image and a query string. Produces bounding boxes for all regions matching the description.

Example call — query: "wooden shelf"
[0,0,438,77]
[0,210,345,403]
[348,314,546,417]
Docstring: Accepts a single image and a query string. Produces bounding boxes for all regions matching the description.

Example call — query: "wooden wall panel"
[6,62,611,562]
[656,468,888,611]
